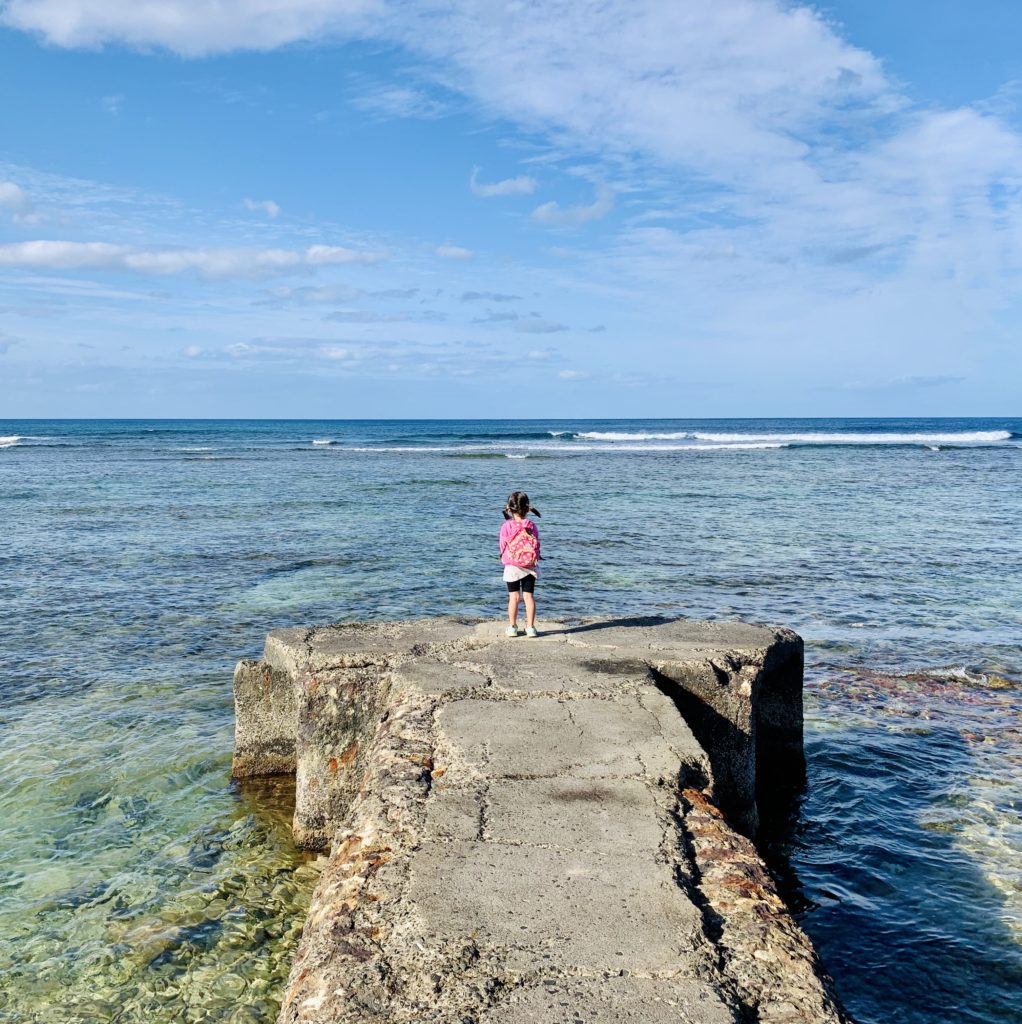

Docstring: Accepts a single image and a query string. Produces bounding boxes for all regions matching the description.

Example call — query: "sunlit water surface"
[1,418,1019,1024]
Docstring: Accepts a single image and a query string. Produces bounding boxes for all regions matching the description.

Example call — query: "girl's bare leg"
[507,591,520,627]
[523,592,536,629]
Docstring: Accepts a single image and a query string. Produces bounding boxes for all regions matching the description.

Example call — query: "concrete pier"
[232,616,847,1024]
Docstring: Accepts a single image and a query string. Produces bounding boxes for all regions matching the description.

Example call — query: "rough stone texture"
[678,787,846,1024]
[232,659,299,777]
[292,665,394,850]
[480,977,737,1024]
[232,616,847,1024]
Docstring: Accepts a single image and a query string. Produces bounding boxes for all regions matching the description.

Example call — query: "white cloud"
[352,84,447,119]
[0,0,379,56]
[183,344,204,357]
[5,0,1022,398]
[262,284,362,304]
[306,244,375,264]
[559,369,589,380]
[320,344,358,360]
[0,240,381,277]
[242,197,281,217]
[370,287,419,298]
[514,318,568,334]
[461,290,520,301]
[532,185,614,227]
[407,2,891,179]
[0,180,42,223]
[0,181,27,208]
[102,93,124,114]
[0,1,889,178]
[472,310,518,324]
[469,166,537,198]
[818,374,966,393]
[3,4,1014,252]
[218,335,501,378]
[435,244,474,260]
[325,309,410,323]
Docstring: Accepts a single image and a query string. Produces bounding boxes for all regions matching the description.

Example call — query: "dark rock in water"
[119,794,154,828]
[165,756,222,791]
[72,789,112,821]
[148,917,226,967]
[0,868,24,894]
[53,879,112,911]
[105,892,146,921]
[185,825,231,871]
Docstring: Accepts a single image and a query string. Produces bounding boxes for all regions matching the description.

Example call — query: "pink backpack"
[505,522,540,568]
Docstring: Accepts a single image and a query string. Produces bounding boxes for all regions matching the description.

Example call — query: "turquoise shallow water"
[1,417,1020,1023]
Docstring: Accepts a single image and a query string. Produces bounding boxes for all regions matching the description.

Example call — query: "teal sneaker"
[524,626,539,638]
[505,625,520,637]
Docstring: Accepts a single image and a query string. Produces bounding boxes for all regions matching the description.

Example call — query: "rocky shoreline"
[232,616,849,1024]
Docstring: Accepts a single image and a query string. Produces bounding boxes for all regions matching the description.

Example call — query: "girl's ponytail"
[504,490,540,519]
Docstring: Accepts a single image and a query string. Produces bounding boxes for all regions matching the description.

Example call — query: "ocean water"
[1,417,1020,1024]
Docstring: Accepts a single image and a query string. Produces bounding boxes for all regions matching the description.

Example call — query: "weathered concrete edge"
[274,667,846,1023]
[234,617,806,844]
[232,618,848,1024]
[678,787,847,1024]
[232,660,299,777]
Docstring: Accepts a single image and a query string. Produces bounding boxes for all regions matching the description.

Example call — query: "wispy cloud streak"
[0,241,382,277]
[470,166,537,197]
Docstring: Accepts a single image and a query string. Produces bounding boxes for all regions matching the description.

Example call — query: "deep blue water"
[1,417,1020,1023]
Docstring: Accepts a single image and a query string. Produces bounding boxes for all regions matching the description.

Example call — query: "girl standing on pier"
[499,491,541,637]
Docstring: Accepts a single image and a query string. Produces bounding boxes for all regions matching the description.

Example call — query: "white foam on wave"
[575,431,695,441]
[891,665,995,686]
[344,442,785,454]
[572,429,1012,445]
[346,445,465,453]
[690,430,1013,444]
[564,442,786,452]
[0,435,25,448]
[312,439,336,446]
[175,446,215,452]
[345,445,528,455]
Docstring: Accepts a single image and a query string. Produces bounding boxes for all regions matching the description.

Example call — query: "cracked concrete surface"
[233,616,846,1024]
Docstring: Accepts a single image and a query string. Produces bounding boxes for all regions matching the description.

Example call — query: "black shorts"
[505,574,536,594]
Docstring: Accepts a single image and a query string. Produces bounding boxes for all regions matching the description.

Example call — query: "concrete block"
[436,698,647,780]
[231,659,298,777]
[480,976,739,1024]
[406,839,704,975]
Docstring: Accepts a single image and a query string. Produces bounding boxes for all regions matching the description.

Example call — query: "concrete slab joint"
[231,616,846,1024]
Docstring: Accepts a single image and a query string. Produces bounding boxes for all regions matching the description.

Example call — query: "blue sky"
[1,0,1021,417]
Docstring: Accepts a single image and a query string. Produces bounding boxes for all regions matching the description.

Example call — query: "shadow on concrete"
[543,615,679,636]
[648,664,759,834]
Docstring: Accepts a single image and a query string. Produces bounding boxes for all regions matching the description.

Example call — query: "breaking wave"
[343,442,785,454]
[574,430,1015,445]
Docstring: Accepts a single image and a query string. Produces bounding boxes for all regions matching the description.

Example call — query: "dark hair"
[503,490,540,520]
